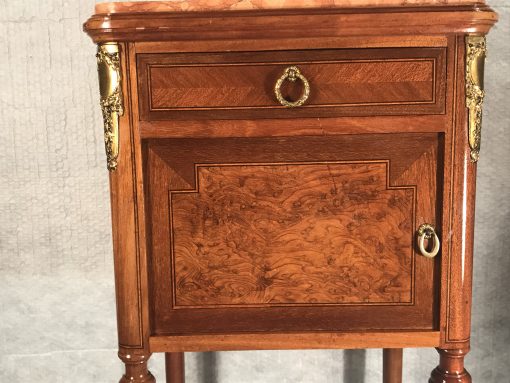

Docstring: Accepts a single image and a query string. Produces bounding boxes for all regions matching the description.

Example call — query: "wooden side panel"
[440,35,476,348]
[110,43,155,382]
[138,48,446,120]
[171,162,414,307]
[146,133,441,334]
[110,43,145,349]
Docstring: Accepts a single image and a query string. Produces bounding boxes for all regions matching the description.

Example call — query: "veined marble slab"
[96,0,486,13]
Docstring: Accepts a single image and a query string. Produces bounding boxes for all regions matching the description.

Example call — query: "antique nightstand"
[84,1,497,382]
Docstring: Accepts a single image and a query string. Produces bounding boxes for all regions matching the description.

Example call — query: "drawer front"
[138,48,446,120]
[146,133,441,334]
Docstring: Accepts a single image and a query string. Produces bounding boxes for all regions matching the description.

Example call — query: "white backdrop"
[0,1,508,382]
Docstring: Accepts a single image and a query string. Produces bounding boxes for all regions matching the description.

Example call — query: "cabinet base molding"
[149,331,441,352]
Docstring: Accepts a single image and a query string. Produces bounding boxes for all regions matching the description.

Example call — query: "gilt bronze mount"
[97,43,124,171]
[465,35,487,163]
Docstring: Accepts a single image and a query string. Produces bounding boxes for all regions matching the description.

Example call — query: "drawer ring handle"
[274,66,310,108]
[417,223,441,259]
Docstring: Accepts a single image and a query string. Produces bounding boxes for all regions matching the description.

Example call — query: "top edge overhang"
[84,4,498,43]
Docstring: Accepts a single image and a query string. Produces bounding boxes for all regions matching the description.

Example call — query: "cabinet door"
[146,133,441,334]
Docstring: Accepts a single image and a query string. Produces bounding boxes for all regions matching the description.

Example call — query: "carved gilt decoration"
[465,35,487,163]
[97,43,124,171]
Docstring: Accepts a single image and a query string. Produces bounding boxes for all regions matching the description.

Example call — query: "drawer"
[146,133,441,334]
[138,48,446,121]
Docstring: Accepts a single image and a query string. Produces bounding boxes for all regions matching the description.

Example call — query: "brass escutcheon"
[417,223,441,259]
[274,66,310,108]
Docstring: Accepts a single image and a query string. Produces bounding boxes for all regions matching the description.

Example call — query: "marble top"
[95,0,486,13]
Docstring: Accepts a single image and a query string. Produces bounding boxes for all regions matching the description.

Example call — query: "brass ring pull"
[274,66,310,108]
[417,223,441,259]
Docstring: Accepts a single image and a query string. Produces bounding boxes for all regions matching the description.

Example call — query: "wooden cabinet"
[84,3,497,382]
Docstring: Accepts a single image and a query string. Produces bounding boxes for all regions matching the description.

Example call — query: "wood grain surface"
[146,133,439,334]
[138,48,445,120]
[429,348,472,383]
[83,6,498,43]
[383,348,403,383]
[150,331,441,352]
[111,43,155,383]
[171,162,414,307]
[149,60,434,108]
[165,352,185,383]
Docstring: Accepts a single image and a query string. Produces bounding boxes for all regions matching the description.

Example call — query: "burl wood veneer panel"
[146,133,441,334]
[138,48,446,120]
[171,162,414,307]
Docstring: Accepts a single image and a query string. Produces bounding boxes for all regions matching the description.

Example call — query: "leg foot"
[429,348,471,383]
[383,348,403,383]
[119,350,156,383]
[166,352,185,383]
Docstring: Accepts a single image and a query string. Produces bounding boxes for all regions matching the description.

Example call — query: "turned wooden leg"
[119,350,155,383]
[383,348,403,383]
[429,348,471,383]
[166,352,185,383]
